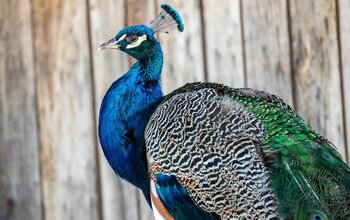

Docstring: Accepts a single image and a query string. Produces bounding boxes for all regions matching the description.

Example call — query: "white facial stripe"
[126,35,147,49]
[116,34,126,44]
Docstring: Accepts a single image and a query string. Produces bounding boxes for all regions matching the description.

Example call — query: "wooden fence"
[1,0,349,219]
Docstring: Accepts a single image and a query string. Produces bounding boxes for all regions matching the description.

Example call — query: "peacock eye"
[309,211,328,220]
[313,214,322,220]
[126,35,138,43]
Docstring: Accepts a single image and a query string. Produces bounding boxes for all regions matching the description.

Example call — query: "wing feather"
[146,86,280,219]
[146,82,350,219]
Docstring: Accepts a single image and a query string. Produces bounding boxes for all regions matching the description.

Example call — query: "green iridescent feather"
[164,82,350,220]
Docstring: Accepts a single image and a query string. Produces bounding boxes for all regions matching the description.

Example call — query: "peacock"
[98,4,350,220]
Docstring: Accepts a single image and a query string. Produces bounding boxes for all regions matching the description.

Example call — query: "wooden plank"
[125,1,156,219]
[33,0,99,219]
[89,0,134,220]
[138,192,154,220]
[0,0,42,219]
[156,0,206,94]
[89,0,146,219]
[202,0,245,87]
[289,0,346,158]
[242,0,293,105]
[126,0,156,26]
[338,0,350,163]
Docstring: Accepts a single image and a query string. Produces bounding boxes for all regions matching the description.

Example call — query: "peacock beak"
[98,37,121,50]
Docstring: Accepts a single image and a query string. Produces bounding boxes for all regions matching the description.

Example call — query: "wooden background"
[1,0,349,219]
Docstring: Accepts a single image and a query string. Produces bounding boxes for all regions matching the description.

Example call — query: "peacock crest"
[149,4,184,33]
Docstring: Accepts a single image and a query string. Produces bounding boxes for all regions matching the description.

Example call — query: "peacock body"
[98,4,350,220]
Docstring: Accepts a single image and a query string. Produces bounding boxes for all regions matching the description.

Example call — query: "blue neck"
[98,43,163,204]
[140,42,163,81]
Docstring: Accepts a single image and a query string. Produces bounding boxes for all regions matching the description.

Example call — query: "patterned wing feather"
[146,82,350,220]
[146,87,280,219]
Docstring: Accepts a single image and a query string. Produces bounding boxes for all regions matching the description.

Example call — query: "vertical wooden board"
[289,0,346,158]
[33,0,99,219]
[88,0,145,219]
[156,0,205,94]
[125,0,156,219]
[126,0,156,26]
[242,0,293,105]
[202,0,245,87]
[339,0,350,163]
[138,191,155,220]
[0,0,42,219]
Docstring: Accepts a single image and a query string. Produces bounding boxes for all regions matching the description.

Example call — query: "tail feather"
[273,142,350,219]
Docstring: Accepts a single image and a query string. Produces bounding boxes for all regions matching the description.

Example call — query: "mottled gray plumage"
[145,86,280,219]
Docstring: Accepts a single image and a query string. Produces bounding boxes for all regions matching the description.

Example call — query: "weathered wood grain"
[156,0,205,94]
[242,0,293,105]
[0,1,42,219]
[289,0,346,158]
[88,0,137,219]
[89,0,153,219]
[338,0,350,163]
[125,1,156,219]
[202,0,245,87]
[126,0,156,26]
[33,0,99,219]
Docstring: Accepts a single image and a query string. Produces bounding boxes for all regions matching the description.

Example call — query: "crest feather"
[150,4,184,33]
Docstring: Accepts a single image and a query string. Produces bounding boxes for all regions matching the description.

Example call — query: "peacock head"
[98,4,184,60]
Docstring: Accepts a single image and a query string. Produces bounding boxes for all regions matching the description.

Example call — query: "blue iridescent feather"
[99,61,163,204]
[155,174,220,219]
